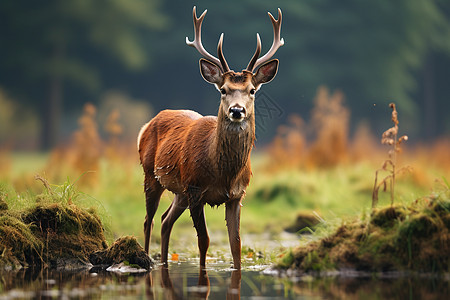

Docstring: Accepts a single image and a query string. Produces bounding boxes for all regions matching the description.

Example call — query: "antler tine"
[217,33,230,72]
[251,8,284,72]
[245,33,262,72]
[186,6,226,72]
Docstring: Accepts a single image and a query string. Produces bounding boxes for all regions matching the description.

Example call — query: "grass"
[245,159,430,233]
[276,181,450,272]
[2,151,437,260]
[0,175,155,270]
[0,178,108,268]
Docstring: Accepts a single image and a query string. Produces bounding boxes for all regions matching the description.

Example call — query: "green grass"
[9,152,49,177]
[276,183,450,272]
[244,159,430,233]
[0,177,108,268]
[2,151,440,260]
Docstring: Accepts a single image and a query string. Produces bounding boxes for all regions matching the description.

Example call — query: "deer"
[137,6,284,270]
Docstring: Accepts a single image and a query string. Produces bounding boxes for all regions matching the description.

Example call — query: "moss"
[19,203,107,263]
[254,181,299,205]
[89,236,152,270]
[442,214,450,229]
[370,205,406,228]
[285,211,320,233]
[278,188,450,273]
[0,180,152,270]
[303,250,335,271]
[398,214,439,239]
[0,214,44,267]
[0,198,8,211]
[0,200,107,269]
[277,250,295,269]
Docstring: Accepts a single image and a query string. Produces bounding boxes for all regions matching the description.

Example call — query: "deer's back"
[138,109,217,194]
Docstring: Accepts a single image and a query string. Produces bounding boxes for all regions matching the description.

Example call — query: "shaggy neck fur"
[213,108,255,182]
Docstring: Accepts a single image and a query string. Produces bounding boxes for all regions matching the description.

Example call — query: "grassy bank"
[0,178,152,270]
[0,179,107,268]
[277,182,450,273]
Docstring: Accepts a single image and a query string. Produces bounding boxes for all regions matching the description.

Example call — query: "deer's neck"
[213,109,255,178]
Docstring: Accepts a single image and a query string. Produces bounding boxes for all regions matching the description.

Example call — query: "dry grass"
[44,103,101,187]
[0,148,11,180]
[268,114,306,169]
[43,103,138,189]
[266,87,449,180]
[402,138,450,191]
[349,122,381,162]
[72,103,102,186]
[372,103,410,208]
[307,86,350,168]
[103,109,123,163]
[267,86,351,170]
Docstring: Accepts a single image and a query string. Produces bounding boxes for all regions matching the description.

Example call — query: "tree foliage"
[0,0,166,148]
[0,0,449,148]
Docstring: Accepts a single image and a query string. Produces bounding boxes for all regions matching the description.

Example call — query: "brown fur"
[138,109,254,207]
[137,58,278,270]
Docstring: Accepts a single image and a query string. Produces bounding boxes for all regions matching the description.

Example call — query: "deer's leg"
[190,204,209,268]
[144,176,164,255]
[161,194,188,266]
[225,199,241,269]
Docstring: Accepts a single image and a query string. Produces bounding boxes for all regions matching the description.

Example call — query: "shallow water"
[1,260,449,299]
[1,233,449,299]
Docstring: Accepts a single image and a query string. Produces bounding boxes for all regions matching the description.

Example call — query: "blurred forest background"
[1,0,450,150]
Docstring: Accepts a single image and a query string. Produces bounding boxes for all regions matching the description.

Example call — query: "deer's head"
[186,7,284,125]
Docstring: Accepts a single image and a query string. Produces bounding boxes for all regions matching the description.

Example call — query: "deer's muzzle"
[229,106,246,122]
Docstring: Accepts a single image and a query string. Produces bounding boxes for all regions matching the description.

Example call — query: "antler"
[246,33,261,72]
[186,6,230,73]
[246,8,284,72]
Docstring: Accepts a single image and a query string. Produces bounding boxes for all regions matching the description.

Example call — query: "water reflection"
[0,264,449,299]
[146,264,242,299]
[151,267,213,299]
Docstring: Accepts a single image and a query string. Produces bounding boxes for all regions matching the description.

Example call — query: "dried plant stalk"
[372,103,409,208]
[34,174,54,195]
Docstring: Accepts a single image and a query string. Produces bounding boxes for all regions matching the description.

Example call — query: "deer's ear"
[199,58,223,85]
[253,59,279,86]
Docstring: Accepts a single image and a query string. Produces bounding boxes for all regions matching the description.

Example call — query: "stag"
[138,6,284,269]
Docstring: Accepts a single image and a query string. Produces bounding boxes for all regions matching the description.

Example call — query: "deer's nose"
[229,106,246,121]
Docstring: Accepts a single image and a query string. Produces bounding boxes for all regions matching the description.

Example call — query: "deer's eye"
[220,88,226,95]
[250,88,256,95]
